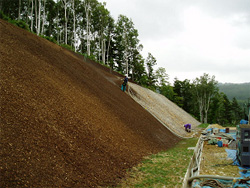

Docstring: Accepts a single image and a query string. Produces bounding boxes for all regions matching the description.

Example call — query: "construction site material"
[218,141,223,147]
[190,176,250,188]
[188,175,236,183]
[200,141,239,177]
[236,124,250,167]
[182,125,250,188]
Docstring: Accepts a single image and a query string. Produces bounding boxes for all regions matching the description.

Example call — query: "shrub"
[87,54,97,61]
[40,35,57,44]
[60,44,74,51]
[13,20,30,31]
[0,11,30,31]
[0,10,8,20]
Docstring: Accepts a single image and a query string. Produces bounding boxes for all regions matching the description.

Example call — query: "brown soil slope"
[0,19,180,187]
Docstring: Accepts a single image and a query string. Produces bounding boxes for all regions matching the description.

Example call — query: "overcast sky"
[99,0,250,84]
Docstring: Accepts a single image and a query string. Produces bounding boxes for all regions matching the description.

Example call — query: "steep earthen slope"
[128,83,200,137]
[0,19,180,187]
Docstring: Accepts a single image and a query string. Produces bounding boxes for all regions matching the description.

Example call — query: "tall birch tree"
[193,73,218,123]
[41,0,46,34]
[84,0,91,56]
[30,0,34,32]
[72,0,76,51]
[61,0,68,44]
[18,0,21,20]
[36,0,42,35]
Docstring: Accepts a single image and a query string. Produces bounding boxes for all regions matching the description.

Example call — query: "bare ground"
[0,19,199,187]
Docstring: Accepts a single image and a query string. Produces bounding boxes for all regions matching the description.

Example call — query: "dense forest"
[218,83,250,102]
[171,78,249,125]
[0,0,249,125]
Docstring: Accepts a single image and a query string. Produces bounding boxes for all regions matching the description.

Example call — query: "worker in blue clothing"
[121,75,128,92]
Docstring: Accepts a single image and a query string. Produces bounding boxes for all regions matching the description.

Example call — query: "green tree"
[221,93,232,125]
[207,92,222,124]
[173,78,195,114]
[231,97,243,124]
[130,45,147,85]
[193,73,218,123]
[155,67,169,87]
[0,0,20,19]
[155,67,177,101]
[0,0,155,93]
[92,2,114,64]
[159,85,178,102]
[146,52,156,89]
[44,0,57,37]
[113,14,139,75]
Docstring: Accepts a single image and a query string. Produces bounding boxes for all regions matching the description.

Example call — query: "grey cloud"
[101,0,250,83]
[130,0,186,39]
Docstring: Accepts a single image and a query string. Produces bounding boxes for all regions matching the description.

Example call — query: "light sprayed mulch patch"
[199,141,239,177]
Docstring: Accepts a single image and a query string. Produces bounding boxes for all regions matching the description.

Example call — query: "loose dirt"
[0,19,196,187]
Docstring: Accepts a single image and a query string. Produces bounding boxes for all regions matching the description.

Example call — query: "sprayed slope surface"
[0,19,180,187]
[129,83,200,137]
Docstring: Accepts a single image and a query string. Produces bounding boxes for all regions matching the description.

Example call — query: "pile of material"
[201,124,234,147]
[190,124,250,188]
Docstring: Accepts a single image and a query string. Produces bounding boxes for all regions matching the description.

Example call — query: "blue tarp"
[226,149,239,165]
[239,167,250,178]
[228,133,237,140]
[192,129,250,188]
[233,178,250,188]
[226,149,237,161]
[226,149,250,177]
[240,119,249,124]
[206,128,212,132]
[219,129,226,133]
[205,128,226,133]
[192,179,250,188]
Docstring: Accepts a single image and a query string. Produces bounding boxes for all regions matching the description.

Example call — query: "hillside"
[128,83,200,137]
[0,19,202,187]
[218,83,250,101]
[218,83,250,110]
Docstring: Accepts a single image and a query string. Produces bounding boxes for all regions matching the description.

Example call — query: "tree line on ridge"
[0,0,247,125]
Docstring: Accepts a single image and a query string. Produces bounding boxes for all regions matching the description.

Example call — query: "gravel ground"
[128,83,200,138]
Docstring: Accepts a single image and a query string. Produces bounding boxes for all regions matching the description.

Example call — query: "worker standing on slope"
[121,75,128,92]
[184,124,191,132]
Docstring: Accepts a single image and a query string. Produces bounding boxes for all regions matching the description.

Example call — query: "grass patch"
[118,138,198,188]
[198,123,209,128]
[220,124,236,127]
